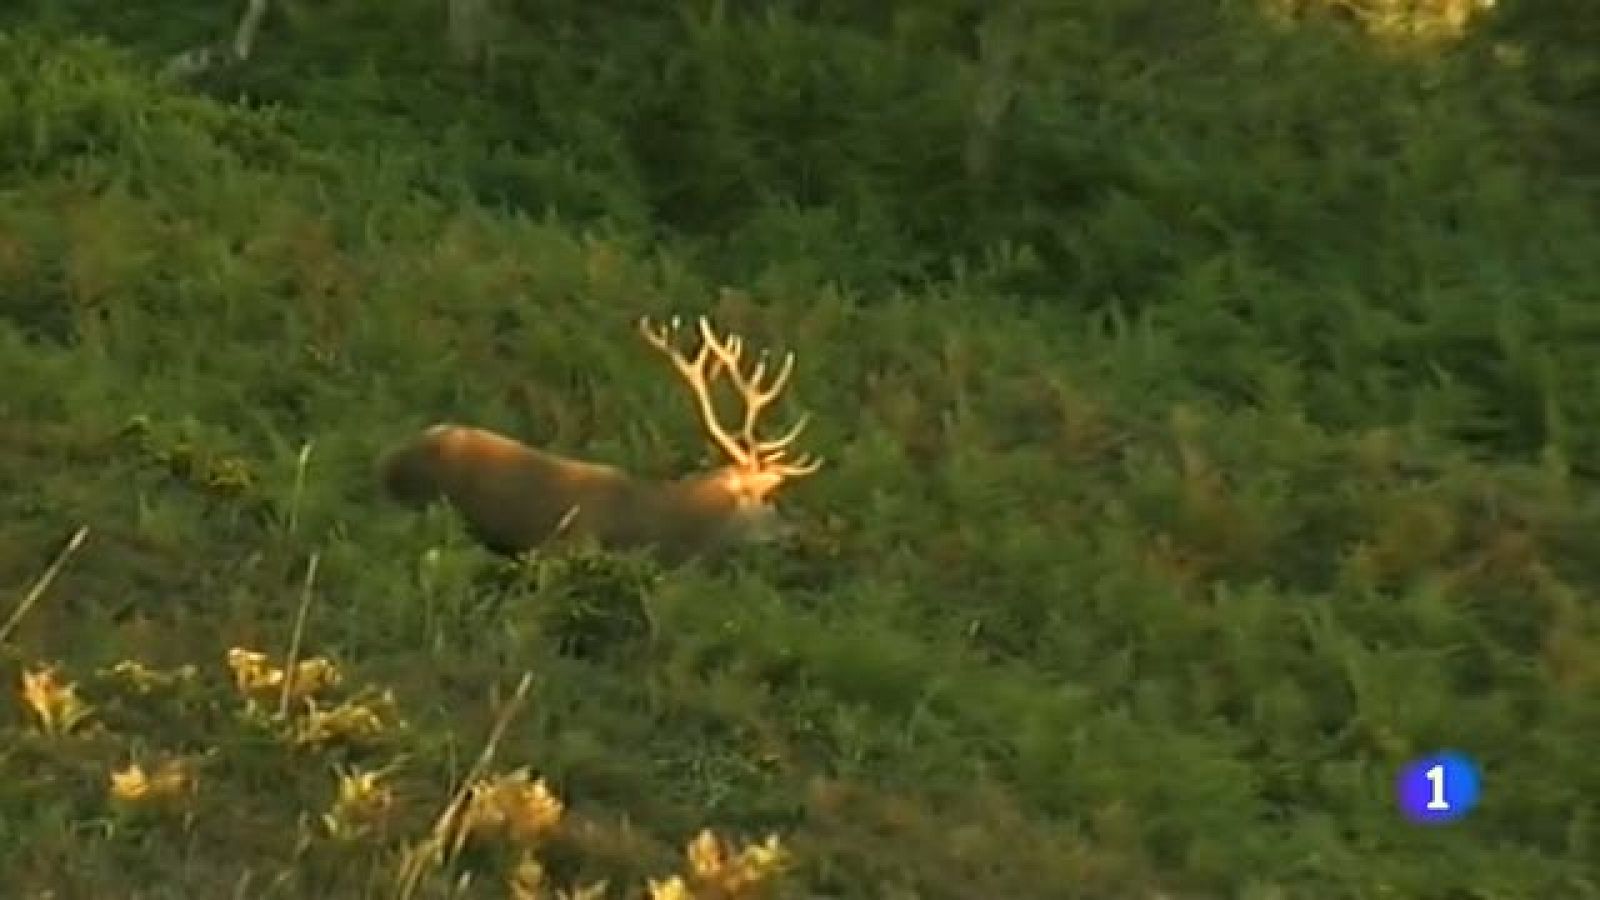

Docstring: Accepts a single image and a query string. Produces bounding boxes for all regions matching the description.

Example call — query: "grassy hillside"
[1,2,1597,897]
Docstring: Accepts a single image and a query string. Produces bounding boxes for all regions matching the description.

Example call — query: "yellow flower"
[682,830,789,897]
[324,766,396,840]
[461,769,565,847]
[109,757,198,807]
[20,666,93,736]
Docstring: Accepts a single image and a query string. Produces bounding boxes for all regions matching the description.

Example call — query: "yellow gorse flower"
[20,666,93,736]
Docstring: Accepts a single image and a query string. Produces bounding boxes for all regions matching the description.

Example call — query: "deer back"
[379,424,635,555]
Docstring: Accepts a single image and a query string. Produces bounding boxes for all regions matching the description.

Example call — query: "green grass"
[1,1,1598,897]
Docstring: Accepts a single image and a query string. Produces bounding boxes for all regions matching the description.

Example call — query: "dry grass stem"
[395,670,536,899]
[278,552,321,718]
[1,526,89,645]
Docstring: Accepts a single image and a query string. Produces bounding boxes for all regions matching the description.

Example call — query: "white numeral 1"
[1425,764,1450,810]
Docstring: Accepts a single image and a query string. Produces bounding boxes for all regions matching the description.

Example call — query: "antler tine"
[789,456,824,475]
[638,316,750,466]
[694,316,740,365]
[751,351,795,406]
[693,318,762,440]
[741,351,799,451]
[754,412,809,456]
[771,452,824,477]
[755,411,824,474]
[697,322,797,438]
[696,318,815,452]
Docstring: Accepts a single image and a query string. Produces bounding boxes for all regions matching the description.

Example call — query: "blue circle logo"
[1396,751,1481,824]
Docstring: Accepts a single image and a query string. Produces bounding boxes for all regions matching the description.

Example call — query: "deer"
[378,316,824,563]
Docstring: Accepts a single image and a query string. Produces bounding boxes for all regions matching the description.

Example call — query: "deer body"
[380,317,820,562]
[380,424,785,561]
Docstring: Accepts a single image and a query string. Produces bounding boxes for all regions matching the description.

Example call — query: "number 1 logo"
[1397,752,1481,824]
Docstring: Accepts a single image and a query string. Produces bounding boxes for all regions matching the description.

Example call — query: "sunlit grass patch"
[1267,0,1497,46]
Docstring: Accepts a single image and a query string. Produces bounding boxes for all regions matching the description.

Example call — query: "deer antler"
[638,316,823,479]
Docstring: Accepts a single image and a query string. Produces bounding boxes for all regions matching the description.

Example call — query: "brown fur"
[378,424,788,562]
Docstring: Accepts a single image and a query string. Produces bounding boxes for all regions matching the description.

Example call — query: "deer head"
[637,315,822,526]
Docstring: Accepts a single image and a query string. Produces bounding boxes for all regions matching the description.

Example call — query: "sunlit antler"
[637,316,823,479]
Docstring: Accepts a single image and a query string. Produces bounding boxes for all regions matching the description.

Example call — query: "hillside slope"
[1,4,1597,897]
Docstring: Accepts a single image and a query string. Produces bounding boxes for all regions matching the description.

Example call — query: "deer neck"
[619,467,781,559]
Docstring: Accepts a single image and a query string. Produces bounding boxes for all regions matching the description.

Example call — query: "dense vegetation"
[1,1,1596,896]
